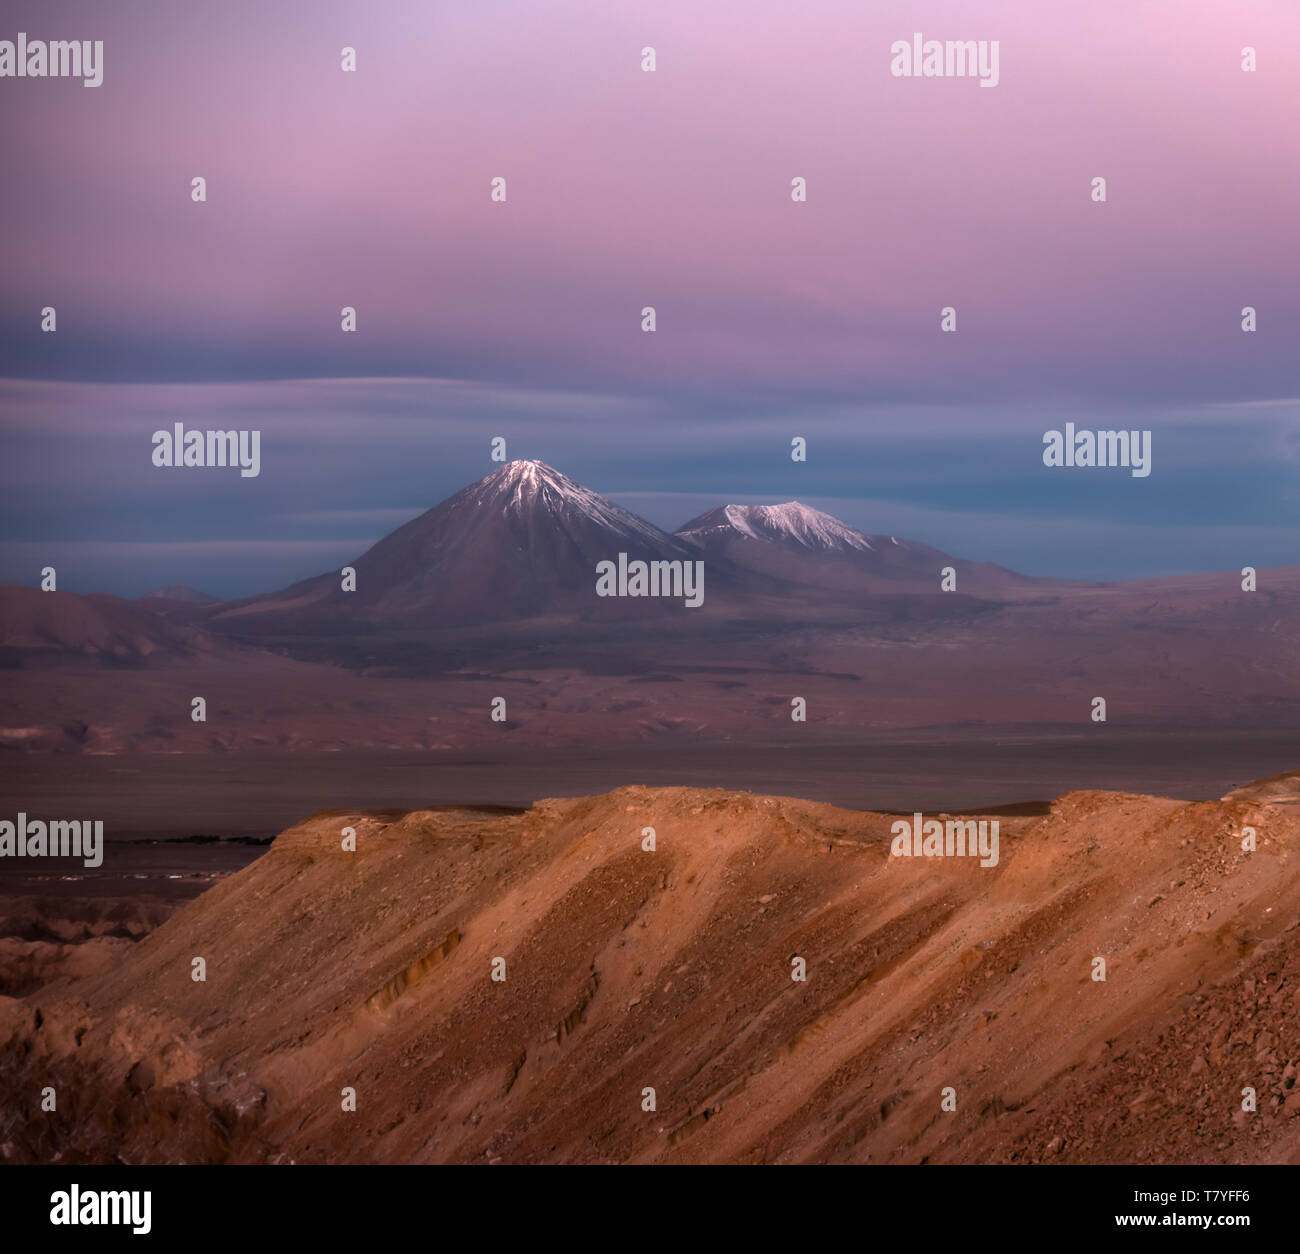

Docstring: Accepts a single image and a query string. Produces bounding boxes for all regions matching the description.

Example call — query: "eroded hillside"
[1,782,1297,1164]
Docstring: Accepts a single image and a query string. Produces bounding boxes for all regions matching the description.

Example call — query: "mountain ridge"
[676,501,882,554]
[202,459,1027,632]
[2,778,1296,1163]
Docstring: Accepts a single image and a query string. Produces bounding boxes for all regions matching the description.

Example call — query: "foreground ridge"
[1,781,1297,1164]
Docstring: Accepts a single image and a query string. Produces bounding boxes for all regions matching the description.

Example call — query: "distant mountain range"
[1,460,1297,753]
[211,460,710,630]
[202,460,1048,633]
[674,499,1041,596]
[0,584,224,664]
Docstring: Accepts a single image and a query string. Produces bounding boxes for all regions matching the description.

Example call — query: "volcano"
[677,501,885,555]
[212,460,708,630]
[209,462,1040,637]
[675,501,1036,596]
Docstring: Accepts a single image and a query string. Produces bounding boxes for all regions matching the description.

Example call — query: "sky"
[1,0,1297,596]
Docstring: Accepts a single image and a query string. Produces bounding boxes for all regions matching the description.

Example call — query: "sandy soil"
[1,776,1297,1165]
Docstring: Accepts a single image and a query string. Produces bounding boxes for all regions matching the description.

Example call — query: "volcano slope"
[1,781,1298,1165]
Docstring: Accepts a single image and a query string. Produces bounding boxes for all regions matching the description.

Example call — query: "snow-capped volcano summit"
[676,502,877,554]
[673,498,968,592]
[208,460,1028,634]
[213,459,700,629]
[459,460,674,550]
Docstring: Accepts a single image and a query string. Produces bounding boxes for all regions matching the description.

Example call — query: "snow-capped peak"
[476,459,592,508]
[491,458,563,491]
[677,501,876,554]
[465,460,682,549]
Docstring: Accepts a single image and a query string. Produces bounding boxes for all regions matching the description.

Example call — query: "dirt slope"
[0,585,225,662]
[1,782,1297,1164]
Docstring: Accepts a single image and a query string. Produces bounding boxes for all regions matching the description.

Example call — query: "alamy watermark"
[152,423,261,477]
[595,553,705,607]
[890,812,999,868]
[0,814,103,867]
[49,1186,150,1234]
[1043,423,1152,478]
[890,34,999,87]
[0,34,102,86]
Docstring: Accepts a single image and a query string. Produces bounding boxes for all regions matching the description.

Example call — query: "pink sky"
[2,0,1297,402]
[1,1,1296,594]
